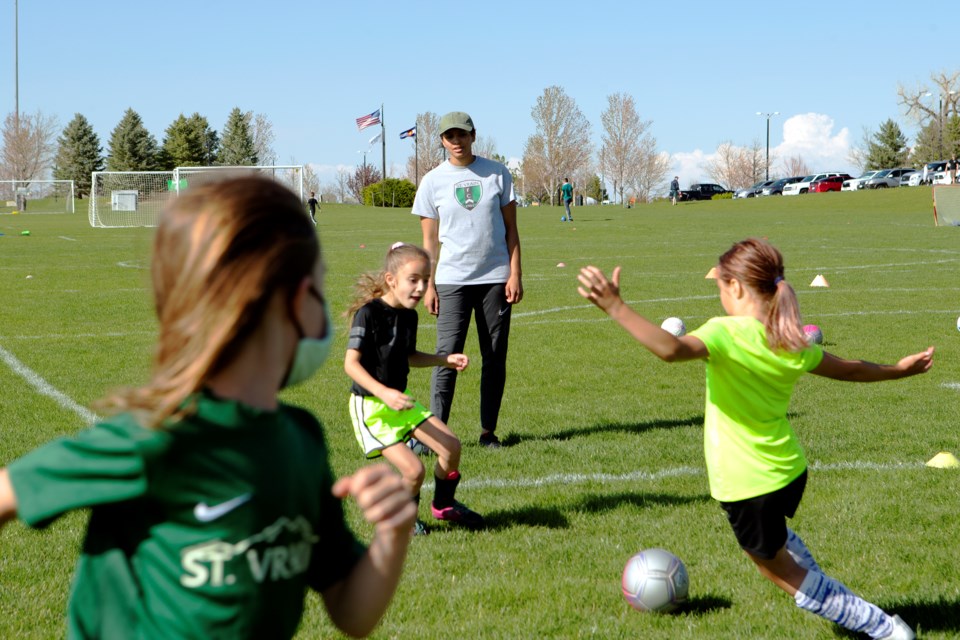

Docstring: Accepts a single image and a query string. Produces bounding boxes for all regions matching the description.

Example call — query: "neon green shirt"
[7,392,365,639]
[689,316,823,502]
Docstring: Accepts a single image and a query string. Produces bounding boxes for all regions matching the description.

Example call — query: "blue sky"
[1,0,948,191]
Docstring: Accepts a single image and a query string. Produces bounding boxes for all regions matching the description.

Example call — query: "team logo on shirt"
[454,180,482,211]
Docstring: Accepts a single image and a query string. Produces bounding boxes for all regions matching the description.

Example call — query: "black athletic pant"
[431,283,511,434]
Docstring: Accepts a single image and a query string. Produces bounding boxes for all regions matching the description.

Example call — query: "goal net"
[0,180,75,214]
[89,172,175,228]
[89,166,305,228]
[933,185,960,226]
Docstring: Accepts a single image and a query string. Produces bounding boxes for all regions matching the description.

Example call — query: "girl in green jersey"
[0,176,415,638]
[578,238,932,640]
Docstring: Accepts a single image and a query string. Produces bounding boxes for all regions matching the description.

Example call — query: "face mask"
[283,297,333,388]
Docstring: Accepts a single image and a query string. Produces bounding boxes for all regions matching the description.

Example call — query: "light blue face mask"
[283,288,333,388]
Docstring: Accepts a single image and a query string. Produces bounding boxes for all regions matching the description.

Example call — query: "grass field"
[2,188,960,638]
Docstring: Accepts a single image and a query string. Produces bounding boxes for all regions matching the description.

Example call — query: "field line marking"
[429,460,923,492]
[58,236,77,241]
[0,344,98,424]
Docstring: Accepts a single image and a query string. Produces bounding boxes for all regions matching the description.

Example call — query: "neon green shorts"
[348,392,433,459]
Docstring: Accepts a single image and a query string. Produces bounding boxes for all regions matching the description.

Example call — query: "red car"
[809,174,853,193]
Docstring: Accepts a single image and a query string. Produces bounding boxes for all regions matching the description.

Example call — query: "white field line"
[58,236,77,241]
[941,383,960,391]
[0,330,154,341]
[0,344,98,424]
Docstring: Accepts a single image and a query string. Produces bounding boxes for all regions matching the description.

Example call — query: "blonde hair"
[716,238,808,352]
[96,176,319,427]
[346,242,430,318]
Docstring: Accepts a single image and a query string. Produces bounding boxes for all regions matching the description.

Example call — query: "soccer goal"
[89,166,305,228]
[0,180,75,214]
[932,185,960,226]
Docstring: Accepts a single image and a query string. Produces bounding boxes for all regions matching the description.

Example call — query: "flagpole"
[415,119,419,187]
[380,103,386,199]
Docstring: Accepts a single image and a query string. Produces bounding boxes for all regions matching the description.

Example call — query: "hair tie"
[773,276,784,285]
[390,242,406,251]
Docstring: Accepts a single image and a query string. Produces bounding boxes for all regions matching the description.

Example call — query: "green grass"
[2,189,960,638]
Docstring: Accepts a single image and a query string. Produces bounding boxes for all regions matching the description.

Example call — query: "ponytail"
[765,278,809,352]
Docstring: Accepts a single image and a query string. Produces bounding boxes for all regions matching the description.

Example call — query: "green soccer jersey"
[561,182,573,201]
[689,316,824,502]
[7,392,365,639]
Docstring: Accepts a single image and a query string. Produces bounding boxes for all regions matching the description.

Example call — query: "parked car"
[734,180,777,199]
[899,170,919,186]
[783,172,843,195]
[859,168,914,189]
[810,174,853,193]
[930,171,959,185]
[920,161,948,184]
[907,171,926,187]
[759,176,804,196]
[679,183,733,201]
[841,171,879,191]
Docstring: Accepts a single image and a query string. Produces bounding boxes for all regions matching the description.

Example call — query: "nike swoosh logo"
[194,493,252,523]
[498,307,510,317]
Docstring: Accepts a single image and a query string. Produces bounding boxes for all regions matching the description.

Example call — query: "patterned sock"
[785,528,821,572]
[432,471,460,508]
[794,570,894,638]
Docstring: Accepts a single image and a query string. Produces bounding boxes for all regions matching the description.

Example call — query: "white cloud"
[774,113,852,173]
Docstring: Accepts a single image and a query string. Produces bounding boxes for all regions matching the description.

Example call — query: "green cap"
[439,111,474,135]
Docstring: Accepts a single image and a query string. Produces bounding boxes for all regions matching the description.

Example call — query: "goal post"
[932,185,960,226]
[89,166,305,228]
[0,180,75,214]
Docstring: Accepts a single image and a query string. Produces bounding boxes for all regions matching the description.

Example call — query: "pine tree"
[865,119,909,170]
[107,108,160,171]
[944,114,960,159]
[910,120,941,165]
[188,113,219,165]
[52,114,103,198]
[218,107,258,166]
[161,114,206,168]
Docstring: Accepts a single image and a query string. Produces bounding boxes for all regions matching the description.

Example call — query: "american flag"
[400,126,416,139]
[355,109,381,131]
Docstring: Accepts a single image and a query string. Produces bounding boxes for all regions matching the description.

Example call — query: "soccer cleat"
[431,501,485,529]
[406,437,433,456]
[879,615,914,640]
[412,519,430,536]
[478,432,502,448]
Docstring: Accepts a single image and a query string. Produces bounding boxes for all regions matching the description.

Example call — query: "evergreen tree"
[910,120,941,165]
[162,113,217,168]
[189,113,219,166]
[865,119,909,170]
[107,108,160,171]
[52,114,103,198]
[945,114,960,159]
[218,107,258,166]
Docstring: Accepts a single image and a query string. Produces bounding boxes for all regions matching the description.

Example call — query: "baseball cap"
[439,111,474,135]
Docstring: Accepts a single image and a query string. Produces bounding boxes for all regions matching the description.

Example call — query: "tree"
[300,162,320,197]
[107,108,159,171]
[702,142,764,190]
[190,113,219,166]
[864,119,909,170]
[363,177,416,207]
[404,112,443,186]
[160,114,205,168]
[335,167,352,203]
[909,120,942,166]
[780,155,810,178]
[584,174,607,203]
[1,110,58,181]
[251,113,276,166]
[631,146,671,203]
[600,93,646,205]
[520,136,551,204]
[523,86,593,205]
[53,113,103,198]
[474,134,498,160]
[218,107,258,166]
[348,163,382,203]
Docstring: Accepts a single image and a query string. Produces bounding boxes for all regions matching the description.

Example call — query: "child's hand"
[897,346,935,376]
[379,388,414,411]
[446,353,469,371]
[332,464,417,534]
[578,266,624,314]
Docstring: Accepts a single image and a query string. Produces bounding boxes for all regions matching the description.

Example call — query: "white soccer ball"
[956,316,960,332]
[660,317,686,337]
[621,548,689,613]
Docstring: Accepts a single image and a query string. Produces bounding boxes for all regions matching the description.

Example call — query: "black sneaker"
[478,432,502,448]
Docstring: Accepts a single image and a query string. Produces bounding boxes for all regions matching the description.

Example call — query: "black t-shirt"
[307,197,319,212]
[347,299,418,396]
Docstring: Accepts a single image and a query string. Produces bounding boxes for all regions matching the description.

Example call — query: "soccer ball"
[406,437,432,456]
[660,317,686,337]
[803,324,823,345]
[621,548,689,613]
[561,216,567,222]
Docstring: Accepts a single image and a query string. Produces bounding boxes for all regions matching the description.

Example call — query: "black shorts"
[719,470,807,560]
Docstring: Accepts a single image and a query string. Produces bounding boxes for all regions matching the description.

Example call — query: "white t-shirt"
[412,156,515,285]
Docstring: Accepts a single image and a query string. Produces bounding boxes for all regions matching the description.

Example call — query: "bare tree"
[335,167,352,203]
[520,136,551,204]
[780,154,810,178]
[600,93,648,205]
[474,134,498,160]
[248,112,277,166]
[630,144,671,203]
[702,141,769,190]
[524,86,593,205]
[897,70,960,127]
[348,164,382,203]
[405,112,444,186]
[1,111,58,181]
[298,161,320,197]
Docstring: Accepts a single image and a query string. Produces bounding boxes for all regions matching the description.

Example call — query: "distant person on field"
[669,176,680,205]
[0,177,416,639]
[412,110,523,449]
[947,155,959,185]
[307,191,320,223]
[578,237,931,640]
[344,242,484,536]
[561,178,574,221]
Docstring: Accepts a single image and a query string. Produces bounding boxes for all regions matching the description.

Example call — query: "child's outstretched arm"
[578,265,707,362]
[0,468,16,529]
[811,347,934,382]
[323,463,416,638]
[408,351,468,371]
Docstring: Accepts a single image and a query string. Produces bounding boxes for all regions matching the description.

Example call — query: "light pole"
[756,112,779,181]
[923,91,957,159]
